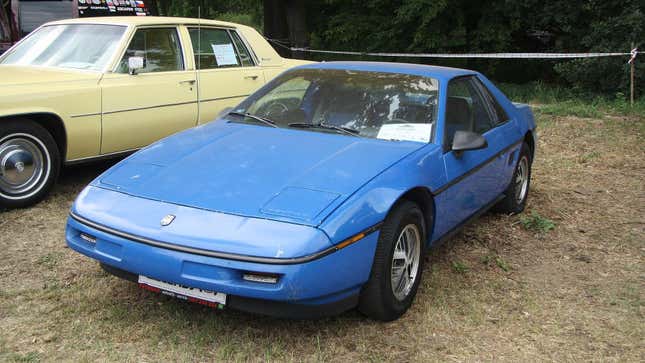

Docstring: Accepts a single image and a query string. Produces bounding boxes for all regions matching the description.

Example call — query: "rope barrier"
[266,38,639,61]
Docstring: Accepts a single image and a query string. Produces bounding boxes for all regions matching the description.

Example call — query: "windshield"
[232,69,439,143]
[1,24,127,71]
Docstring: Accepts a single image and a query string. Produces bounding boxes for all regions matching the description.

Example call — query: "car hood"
[0,65,101,86]
[96,120,424,226]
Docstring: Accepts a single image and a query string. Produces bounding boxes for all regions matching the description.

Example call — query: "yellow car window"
[229,31,254,67]
[189,28,251,69]
[117,27,184,74]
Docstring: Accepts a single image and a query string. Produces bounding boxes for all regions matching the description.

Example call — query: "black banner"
[77,0,157,17]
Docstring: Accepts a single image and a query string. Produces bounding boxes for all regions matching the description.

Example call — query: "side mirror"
[128,56,145,75]
[451,130,487,154]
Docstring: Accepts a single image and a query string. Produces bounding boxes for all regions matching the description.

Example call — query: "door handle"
[244,75,259,80]
[179,79,196,85]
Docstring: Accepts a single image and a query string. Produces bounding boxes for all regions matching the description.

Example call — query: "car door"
[432,76,520,239]
[187,26,266,124]
[99,26,198,154]
[473,77,524,194]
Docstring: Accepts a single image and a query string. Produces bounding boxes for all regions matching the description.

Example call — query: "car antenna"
[196,6,202,123]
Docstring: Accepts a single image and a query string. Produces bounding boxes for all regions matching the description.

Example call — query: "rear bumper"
[66,215,379,318]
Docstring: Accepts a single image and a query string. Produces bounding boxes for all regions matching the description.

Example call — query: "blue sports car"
[66,62,536,321]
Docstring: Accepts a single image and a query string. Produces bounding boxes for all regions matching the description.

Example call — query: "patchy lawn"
[1,112,643,362]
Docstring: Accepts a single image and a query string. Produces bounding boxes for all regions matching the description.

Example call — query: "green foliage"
[216,12,262,31]
[495,256,510,272]
[498,82,645,117]
[538,102,602,119]
[481,255,510,272]
[551,1,643,94]
[305,0,642,94]
[7,352,41,363]
[452,260,469,274]
[156,0,643,95]
[153,0,262,30]
[520,211,556,233]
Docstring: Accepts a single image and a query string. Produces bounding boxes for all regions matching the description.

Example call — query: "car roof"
[295,61,476,81]
[46,16,240,29]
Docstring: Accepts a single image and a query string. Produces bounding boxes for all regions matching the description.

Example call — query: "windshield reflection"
[1,24,127,71]
[234,69,439,142]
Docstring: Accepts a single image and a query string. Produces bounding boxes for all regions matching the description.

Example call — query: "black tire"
[358,200,427,321]
[0,119,60,209]
[494,142,532,214]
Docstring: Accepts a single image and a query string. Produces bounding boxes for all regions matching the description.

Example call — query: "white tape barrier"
[629,48,638,64]
[267,38,639,62]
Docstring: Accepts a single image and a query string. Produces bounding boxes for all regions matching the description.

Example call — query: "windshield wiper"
[228,111,278,128]
[288,122,360,137]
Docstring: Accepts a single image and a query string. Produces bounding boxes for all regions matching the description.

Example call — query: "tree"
[0,0,19,43]
[154,0,643,94]
[153,0,262,30]
[264,0,308,58]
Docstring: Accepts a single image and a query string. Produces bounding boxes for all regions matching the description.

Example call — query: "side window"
[474,79,509,125]
[444,77,496,148]
[117,28,184,73]
[189,28,253,69]
[229,31,254,66]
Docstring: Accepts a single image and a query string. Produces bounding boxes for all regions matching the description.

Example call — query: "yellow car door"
[187,26,266,124]
[99,26,198,154]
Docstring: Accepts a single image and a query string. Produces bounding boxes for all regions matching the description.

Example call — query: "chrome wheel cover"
[515,156,529,204]
[391,224,421,301]
[0,134,49,199]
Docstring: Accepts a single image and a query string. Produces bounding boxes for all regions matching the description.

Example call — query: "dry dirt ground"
[0,113,643,362]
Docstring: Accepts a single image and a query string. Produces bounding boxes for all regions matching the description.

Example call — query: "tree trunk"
[0,0,12,41]
[9,0,18,41]
[264,0,308,59]
[264,0,290,57]
[285,0,307,59]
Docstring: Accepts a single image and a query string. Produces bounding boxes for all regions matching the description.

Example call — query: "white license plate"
[138,275,227,305]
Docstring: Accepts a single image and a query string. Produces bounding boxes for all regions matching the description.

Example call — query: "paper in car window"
[211,43,238,66]
[377,123,432,143]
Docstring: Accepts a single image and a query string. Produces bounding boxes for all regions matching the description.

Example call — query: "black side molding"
[433,139,523,196]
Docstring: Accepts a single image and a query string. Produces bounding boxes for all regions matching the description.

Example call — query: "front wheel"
[359,200,426,321]
[0,120,60,209]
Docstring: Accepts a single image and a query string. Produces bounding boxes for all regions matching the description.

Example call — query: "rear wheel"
[359,200,426,321]
[495,142,532,214]
[0,120,60,208]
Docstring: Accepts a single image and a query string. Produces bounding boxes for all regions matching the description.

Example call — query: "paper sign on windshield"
[377,123,432,143]
[211,43,238,66]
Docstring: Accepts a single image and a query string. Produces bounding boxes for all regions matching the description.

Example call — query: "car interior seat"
[445,96,473,145]
[145,30,181,72]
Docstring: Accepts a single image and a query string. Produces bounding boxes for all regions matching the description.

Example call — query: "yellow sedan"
[0,16,309,208]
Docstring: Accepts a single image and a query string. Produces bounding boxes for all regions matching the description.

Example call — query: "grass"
[451,260,469,274]
[0,107,643,361]
[519,210,556,233]
[6,352,40,363]
[498,82,645,118]
[480,254,511,272]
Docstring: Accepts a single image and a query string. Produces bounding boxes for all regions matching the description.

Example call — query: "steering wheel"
[264,102,289,118]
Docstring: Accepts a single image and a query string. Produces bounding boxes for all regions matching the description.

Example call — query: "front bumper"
[100,263,359,319]
[66,215,380,318]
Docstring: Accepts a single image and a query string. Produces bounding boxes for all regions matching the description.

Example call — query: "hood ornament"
[160,214,176,226]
